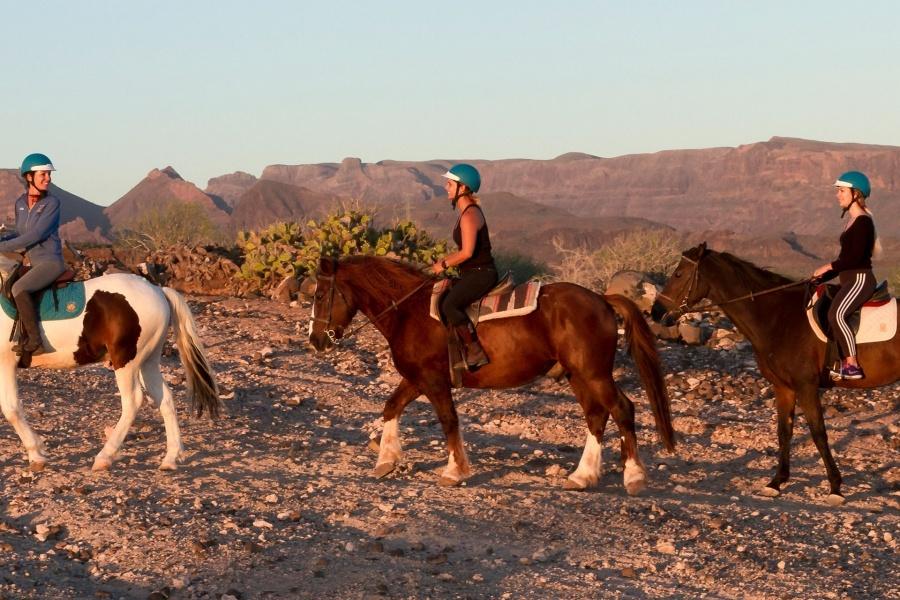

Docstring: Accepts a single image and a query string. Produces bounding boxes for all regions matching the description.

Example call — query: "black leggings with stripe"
[827,269,876,359]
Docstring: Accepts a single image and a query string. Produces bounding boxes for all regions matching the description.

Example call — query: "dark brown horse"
[308,256,674,494]
[652,243,900,505]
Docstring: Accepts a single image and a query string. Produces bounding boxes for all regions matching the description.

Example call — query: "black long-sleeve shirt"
[831,214,875,272]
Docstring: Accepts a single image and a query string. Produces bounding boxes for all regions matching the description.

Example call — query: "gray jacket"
[0,193,63,264]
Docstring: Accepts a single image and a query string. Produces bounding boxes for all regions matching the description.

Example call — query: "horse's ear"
[319,256,335,275]
[698,241,708,256]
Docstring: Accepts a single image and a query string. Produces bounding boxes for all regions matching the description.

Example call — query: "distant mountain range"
[2,137,898,272]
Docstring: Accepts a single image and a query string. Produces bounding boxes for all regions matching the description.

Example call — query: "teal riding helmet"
[833,171,870,198]
[20,153,56,176]
[442,163,481,193]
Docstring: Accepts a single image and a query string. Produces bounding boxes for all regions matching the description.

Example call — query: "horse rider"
[812,171,880,380]
[431,163,498,370]
[0,153,67,355]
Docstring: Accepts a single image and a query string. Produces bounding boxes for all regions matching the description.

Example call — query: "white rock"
[252,519,273,529]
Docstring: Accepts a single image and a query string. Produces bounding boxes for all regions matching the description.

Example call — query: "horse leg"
[796,386,844,505]
[422,383,470,487]
[93,365,143,471]
[374,378,420,478]
[0,357,48,469]
[141,360,184,471]
[568,375,645,495]
[563,420,607,490]
[760,385,796,497]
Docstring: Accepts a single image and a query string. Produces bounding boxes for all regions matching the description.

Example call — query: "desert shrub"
[550,229,681,291]
[235,222,306,288]
[235,210,449,292]
[114,200,224,251]
[493,251,547,282]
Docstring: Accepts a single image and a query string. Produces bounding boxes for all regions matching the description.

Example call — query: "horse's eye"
[674,271,682,278]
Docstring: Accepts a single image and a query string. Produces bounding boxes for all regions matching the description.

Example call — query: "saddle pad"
[0,281,87,321]
[430,279,541,323]
[806,289,897,344]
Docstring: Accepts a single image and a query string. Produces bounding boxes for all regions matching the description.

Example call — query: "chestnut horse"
[0,273,220,472]
[308,256,674,495]
[652,243,900,505]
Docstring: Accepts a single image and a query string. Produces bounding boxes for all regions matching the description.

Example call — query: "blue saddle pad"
[0,282,87,321]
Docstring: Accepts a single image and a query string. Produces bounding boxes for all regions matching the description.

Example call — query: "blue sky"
[2,1,898,205]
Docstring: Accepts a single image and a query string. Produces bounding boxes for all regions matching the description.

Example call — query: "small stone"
[436,573,454,581]
[252,519,273,529]
[472,574,484,583]
[777,560,786,571]
[656,540,676,554]
[264,494,278,504]
[345,542,356,552]
[621,567,637,579]
[884,532,894,543]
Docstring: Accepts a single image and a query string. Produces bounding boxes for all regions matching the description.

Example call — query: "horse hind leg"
[141,360,183,471]
[374,378,420,478]
[564,425,607,490]
[568,375,646,495]
[422,383,470,487]
[0,357,48,469]
[93,365,144,471]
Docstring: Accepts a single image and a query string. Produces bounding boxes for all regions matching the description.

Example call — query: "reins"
[312,259,437,345]
[660,251,815,318]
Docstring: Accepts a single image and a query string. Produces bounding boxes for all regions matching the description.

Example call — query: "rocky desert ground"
[0,294,897,599]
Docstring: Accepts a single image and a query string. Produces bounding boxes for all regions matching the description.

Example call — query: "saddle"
[431,274,541,387]
[0,262,83,321]
[429,274,541,326]
[806,281,896,372]
[1,262,77,303]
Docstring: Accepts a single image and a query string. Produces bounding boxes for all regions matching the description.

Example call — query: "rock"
[678,322,704,345]
[621,567,637,579]
[272,276,300,303]
[606,271,659,312]
[656,540,676,554]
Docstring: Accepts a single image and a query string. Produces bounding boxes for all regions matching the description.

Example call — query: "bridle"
[659,251,813,320]
[309,257,435,345]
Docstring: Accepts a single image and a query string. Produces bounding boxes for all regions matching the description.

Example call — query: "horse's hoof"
[757,486,780,498]
[159,461,178,472]
[92,457,112,472]
[625,477,646,496]
[29,460,47,473]
[373,462,396,479]
[825,494,845,507]
[438,476,462,487]
[563,477,589,491]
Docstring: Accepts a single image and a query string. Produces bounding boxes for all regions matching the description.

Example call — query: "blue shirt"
[0,193,63,263]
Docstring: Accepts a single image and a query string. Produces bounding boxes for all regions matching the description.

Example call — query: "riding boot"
[454,322,489,371]
[13,293,46,356]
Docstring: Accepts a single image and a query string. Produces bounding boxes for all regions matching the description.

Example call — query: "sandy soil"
[0,296,897,599]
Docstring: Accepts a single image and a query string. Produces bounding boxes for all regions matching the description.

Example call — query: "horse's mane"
[340,255,428,296]
[708,250,794,289]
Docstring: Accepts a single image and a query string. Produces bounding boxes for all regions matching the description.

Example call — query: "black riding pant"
[440,267,499,327]
[827,269,876,359]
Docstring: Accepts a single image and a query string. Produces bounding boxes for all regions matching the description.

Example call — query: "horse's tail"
[604,294,675,451]
[162,287,221,419]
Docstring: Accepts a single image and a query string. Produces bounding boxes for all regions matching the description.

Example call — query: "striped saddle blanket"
[429,278,541,324]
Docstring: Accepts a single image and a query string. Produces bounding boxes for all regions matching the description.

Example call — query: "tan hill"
[0,168,110,242]
[230,179,339,230]
[254,138,900,238]
[205,171,258,209]
[104,166,231,230]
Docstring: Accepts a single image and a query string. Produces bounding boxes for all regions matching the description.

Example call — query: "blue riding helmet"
[833,171,870,198]
[20,153,56,176]
[442,164,481,193]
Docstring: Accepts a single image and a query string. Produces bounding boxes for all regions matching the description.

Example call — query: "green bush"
[114,200,224,251]
[493,251,547,282]
[235,221,306,288]
[235,209,449,292]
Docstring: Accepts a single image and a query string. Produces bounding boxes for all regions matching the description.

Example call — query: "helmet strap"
[24,173,47,200]
[450,184,470,210]
[840,197,859,219]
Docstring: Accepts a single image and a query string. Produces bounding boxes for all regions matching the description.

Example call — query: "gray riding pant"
[11,260,67,298]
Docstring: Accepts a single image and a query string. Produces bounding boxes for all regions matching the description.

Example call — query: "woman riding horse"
[812,171,880,380]
[0,153,67,356]
[430,163,497,371]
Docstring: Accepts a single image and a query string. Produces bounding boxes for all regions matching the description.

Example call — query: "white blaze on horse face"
[308,279,318,338]
[568,429,602,488]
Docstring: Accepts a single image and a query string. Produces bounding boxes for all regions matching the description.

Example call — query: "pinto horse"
[652,243,900,505]
[308,256,674,494]
[1,273,220,472]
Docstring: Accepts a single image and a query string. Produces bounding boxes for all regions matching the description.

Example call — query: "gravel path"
[1,296,897,599]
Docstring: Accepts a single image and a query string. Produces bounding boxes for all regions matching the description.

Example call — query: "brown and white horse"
[1,273,220,472]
